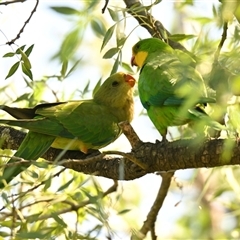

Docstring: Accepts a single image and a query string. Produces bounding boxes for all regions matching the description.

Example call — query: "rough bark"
[0,126,239,181]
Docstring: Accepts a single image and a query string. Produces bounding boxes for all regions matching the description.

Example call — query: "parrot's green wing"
[0,131,55,188]
[0,101,122,150]
[132,38,224,140]
[0,72,135,188]
[35,100,122,148]
[138,57,213,109]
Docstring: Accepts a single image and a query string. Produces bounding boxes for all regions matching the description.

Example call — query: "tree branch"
[0,125,239,181]
[123,0,188,52]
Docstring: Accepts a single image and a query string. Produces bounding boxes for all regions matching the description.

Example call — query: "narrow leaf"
[91,19,106,37]
[15,45,26,54]
[102,47,119,59]
[108,8,119,21]
[50,6,80,15]
[57,177,75,192]
[121,62,134,73]
[101,24,116,51]
[66,58,82,77]
[61,60,68,77]
[5,61,20,79]
[19,49,31,69]
[3,52,15,58]
[21,62,33,80]
[25,44,34,57]
[168,34,196,41]
[110,54,119,75]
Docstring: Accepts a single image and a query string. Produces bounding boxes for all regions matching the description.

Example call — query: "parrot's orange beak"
[125,74,136,87]
[131,55,137,67]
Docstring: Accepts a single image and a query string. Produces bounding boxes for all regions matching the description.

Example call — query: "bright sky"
[0,1,223,238]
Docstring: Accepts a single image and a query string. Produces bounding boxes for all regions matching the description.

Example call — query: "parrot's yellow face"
[131,51,148,68]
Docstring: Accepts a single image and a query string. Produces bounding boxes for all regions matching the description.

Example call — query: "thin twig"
[6,0,39,45]
[214,21,228,62]
[135,172,174,239]
[0,0,26,5]
[102,0,109,13]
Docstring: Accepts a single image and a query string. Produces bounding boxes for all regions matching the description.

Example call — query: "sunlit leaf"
[61,60,68,78]
[19,49,31,69]
[60,28,81,61]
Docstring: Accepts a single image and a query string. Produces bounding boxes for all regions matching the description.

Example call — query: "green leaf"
[121,62,134,73]
[32,161,48,168]
[102,47,119,59]
[168,34,196,41]
[81,80,90,96]
[66,58,82,77]
[50,6,80,15]
[43,177,52,191]
[25,44,34,57]
[17,232,46,239]
[110,54,119,75]
[57,177,75,192]
[60,28,80,61]
[51,212,67,227]
[21,62,33,80]
[5,61,20,79]
[91,19,106,37]
[19,49,31,69]
[15,45,26,54]
[117,209,131,215]
[108,8,119,21]
[117,33,126,47]
[101,24,116,51]
[61,60,68,77]
[1,192,10,204]
[13,93,32,103]
[3,52,15,57]
[27,169,39,179]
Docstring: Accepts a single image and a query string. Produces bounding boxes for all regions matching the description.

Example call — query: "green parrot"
[131,38,223,141]
[0,72,135,188]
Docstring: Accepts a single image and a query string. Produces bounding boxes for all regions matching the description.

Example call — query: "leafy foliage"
[1,0,240,239]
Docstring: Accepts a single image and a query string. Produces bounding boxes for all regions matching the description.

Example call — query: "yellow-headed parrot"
[0,72,135,188]
[131,38,224,141]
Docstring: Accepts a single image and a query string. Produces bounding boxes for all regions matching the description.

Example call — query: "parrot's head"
[131,38,171,68]
[94,72,135,109]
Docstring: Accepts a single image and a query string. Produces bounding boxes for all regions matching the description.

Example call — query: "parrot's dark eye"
[112,81,119,87]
